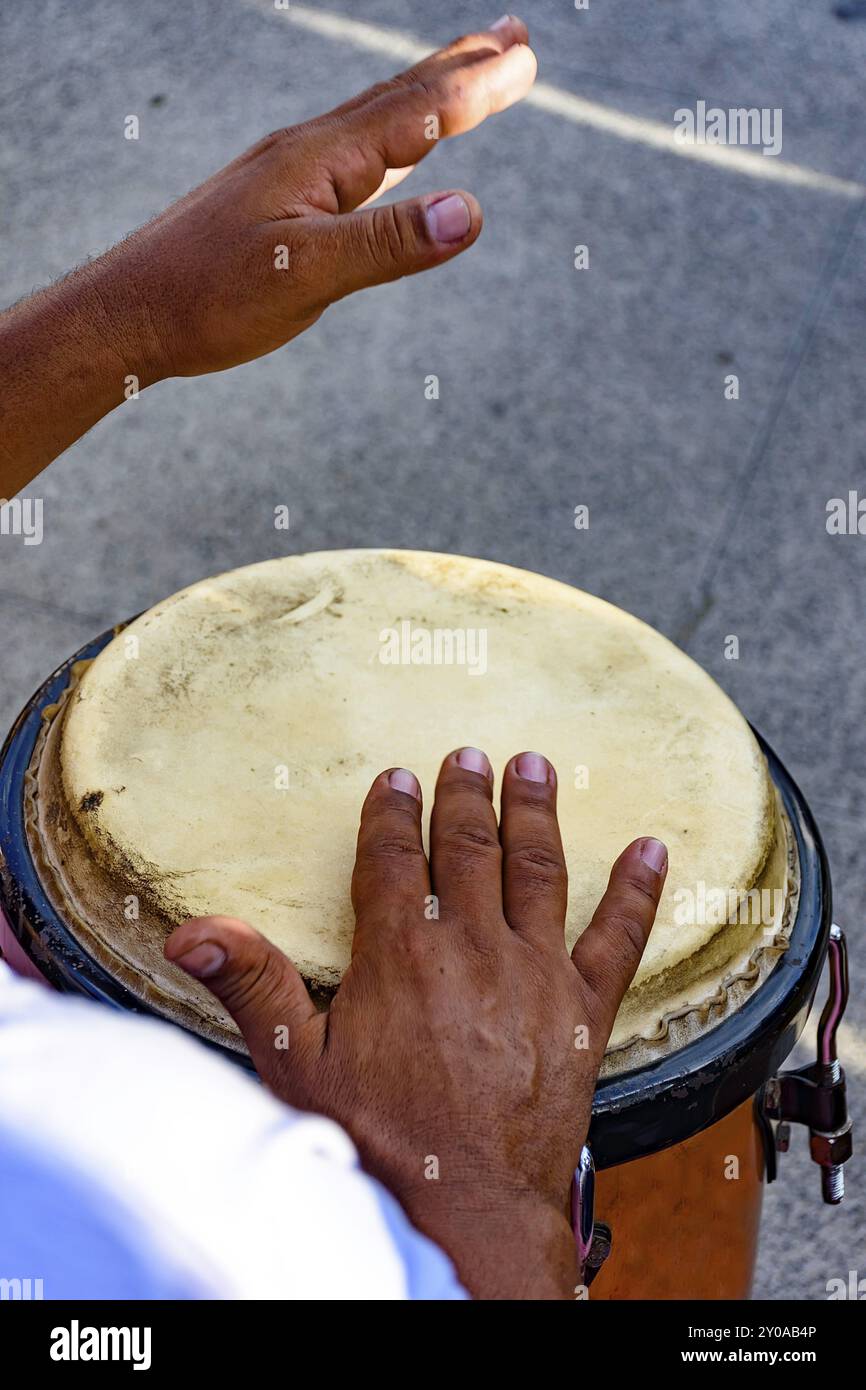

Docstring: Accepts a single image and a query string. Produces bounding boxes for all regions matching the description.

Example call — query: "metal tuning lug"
[571,1144,612,1287]
[757,924,853,1204]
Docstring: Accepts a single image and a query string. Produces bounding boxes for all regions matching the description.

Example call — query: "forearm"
[0,251,163,497]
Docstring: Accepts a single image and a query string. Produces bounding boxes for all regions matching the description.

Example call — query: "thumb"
[311,189,482,301]
[165,915,319,1070]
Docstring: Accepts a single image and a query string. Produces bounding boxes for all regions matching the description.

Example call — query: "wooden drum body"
[592,1100,765,1300]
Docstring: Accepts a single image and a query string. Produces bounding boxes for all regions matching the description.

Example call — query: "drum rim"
[0,624,249,1068]
[589,732,831,1166]
[0,626,832,1156]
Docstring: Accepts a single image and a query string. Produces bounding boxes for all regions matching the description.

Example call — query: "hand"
[166,748,667,1300]
[95,15,538,379]
[0,17,536,493]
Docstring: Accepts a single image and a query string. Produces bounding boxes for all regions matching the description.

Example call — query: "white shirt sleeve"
[0,963,466,1300]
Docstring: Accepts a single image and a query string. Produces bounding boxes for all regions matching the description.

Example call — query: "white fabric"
[0,963,411,1299]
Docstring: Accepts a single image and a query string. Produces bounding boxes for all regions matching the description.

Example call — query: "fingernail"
[515,751,551,784]
[490,14,512,32]
[640,838,668,875]
[456,746,493,780]
[175,942,227,978]
[389,767,421,801]
[426,194,471,244]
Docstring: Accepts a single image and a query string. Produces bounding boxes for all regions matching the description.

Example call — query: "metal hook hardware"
[757,924,853,1204]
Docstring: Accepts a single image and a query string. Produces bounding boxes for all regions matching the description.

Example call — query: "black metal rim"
[0,629,833,1149]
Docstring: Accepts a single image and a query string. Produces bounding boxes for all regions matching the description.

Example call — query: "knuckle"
[370,791,420,819]
[356,803,425,894]
[508,842,565,887]
[331,130,373,182]
[618,871,660,909]
[406,75,456,134]
[258,125,295,154]
[441,771,493,802]
[262,118,321,150]
[432,68,476,125]
[352,78,395,109]
[366,832,426,863]
[441,819,500,858]
[364,797,420,834]
[367,203,411,270]
[446,76,468,109]
[597,907,650,958]
[406,76,438,105]
[511,777,554,806]
[220,953,282,1015]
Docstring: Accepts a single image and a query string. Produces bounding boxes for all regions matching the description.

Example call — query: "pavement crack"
[673,586,716,649]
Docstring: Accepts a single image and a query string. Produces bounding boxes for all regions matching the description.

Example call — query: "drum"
[0,549,851,1298]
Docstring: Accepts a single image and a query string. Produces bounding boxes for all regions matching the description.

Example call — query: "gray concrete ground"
[1,0,864,1298]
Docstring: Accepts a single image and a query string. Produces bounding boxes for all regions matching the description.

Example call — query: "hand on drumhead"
[165,748,667,1300]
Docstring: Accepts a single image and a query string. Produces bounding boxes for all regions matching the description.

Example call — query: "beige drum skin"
[28,549,791,1056]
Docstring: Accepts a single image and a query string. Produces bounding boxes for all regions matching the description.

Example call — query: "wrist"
[403,1187,579,1300]
[0,250,167,491]
[72,248,169,391]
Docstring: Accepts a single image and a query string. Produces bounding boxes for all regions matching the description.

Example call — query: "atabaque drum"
[0,550,851,1298]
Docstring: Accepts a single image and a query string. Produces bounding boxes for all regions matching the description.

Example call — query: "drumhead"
[27,552,786,1050]
[0,551,829,1161]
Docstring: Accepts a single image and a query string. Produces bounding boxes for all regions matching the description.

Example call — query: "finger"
[164,915,319,1068]
[429,747,502,924]
[500,752,568,943]
[570,838,668,1039]
[324,40,537,211]
[324,17,532,125]
[300,189,482,303]
[351,768,431,951]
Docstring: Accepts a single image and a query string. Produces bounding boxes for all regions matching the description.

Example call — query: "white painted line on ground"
[248,1,865,198]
